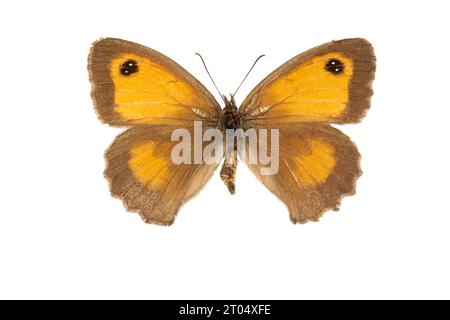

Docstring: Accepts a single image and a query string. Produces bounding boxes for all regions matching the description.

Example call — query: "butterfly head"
[223,94,237,109]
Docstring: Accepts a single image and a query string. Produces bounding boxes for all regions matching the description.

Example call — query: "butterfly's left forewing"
[89,38,222,127]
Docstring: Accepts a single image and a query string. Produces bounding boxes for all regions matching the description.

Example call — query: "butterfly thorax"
[221,95,241,130]
[219,95,241,195]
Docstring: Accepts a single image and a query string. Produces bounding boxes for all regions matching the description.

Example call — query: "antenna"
[232,55,265,97]
[195,53,225,102]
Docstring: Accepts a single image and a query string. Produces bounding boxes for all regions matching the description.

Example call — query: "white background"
[0,0,449,299]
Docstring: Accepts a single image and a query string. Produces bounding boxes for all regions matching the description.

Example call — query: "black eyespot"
[120,59,138,76]
[325,58,344,74]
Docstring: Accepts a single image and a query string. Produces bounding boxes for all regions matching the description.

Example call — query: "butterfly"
[88,38,376,225]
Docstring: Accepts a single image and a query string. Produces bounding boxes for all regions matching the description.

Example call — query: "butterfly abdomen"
[220,95,241,194]
[220,150,237,195]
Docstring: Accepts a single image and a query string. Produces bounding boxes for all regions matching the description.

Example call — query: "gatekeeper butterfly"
[88,38,375,225]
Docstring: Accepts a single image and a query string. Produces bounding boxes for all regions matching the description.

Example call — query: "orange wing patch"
[260,52,353,122]
[292,139,336,186]
[128,141,172,188]
[110,53,214,124]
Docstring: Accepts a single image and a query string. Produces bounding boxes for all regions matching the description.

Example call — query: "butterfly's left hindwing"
[105,126,219,225]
